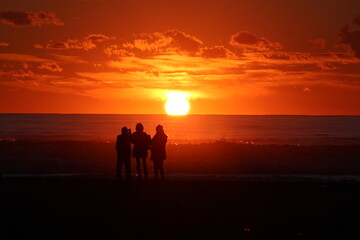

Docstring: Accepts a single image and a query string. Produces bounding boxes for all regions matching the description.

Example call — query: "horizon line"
[0,113,360,117]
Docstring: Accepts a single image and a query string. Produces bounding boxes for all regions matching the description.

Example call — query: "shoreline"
[2,173,360,183]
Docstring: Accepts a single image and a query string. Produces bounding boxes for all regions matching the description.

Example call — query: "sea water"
[1,114,360,145]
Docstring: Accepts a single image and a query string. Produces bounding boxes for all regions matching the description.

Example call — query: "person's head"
[121,127,128,135]
[156,124,164,133]
[136,123,144,132]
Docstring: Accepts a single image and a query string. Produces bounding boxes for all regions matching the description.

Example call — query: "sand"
[2,141,360,175]
[1,177,359,239]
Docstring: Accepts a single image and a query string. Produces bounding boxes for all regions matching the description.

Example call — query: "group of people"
[116,123,168,181]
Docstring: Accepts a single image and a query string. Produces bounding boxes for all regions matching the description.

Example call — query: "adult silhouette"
[150,125,168,180]
[116,127,132,180]
[131,123,151,180]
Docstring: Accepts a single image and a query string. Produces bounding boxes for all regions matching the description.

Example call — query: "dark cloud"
[230,31,281,51]
[163,29,203,53]
[200,46,234,58]
[0,10,63,27]
[339,15,360,58]
[35,34,115,50]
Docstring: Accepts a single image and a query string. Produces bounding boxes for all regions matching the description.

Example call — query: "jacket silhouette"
[131,123,151,180]
[116,127,132,180]
[151,125,168,180]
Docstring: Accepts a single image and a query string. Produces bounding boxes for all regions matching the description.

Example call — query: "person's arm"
[150,136,154,144]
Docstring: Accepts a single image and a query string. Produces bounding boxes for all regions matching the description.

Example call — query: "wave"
[1,114,360,145]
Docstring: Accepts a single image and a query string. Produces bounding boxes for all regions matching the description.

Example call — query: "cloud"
[146,70,160,77]
[2,25,360,104]
[108,54,241,75]
[2,50,360,103]
[79,55,245,96]
[50,54,88,64]
[230,31,282,52]
[0,10,64,27]
[122,32,170,52]
[123,29,203,55]
[97,53,360,99]
[163,29,203,53]
[0,53,47,62]
[38,62,63,72]
[36,40,96,50]
[317,62,337,71]
[85,34,115,43]
[339,15,360,58]
[0,42,9,47]
[308,38,326,50]
[104,44,135,57]
[35,34,115,50]
[250,52,360,70]
[200,46,235,58]
[262,53,291,60]
[0,62,34,80]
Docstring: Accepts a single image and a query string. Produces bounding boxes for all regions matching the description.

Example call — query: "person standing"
[150,125,168,180]
[131,123,151,180]
[116,127,132,181]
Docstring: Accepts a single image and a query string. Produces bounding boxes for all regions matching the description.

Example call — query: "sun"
[165,92,190,115]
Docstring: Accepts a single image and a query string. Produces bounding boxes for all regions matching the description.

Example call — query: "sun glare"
[165,92,190,115]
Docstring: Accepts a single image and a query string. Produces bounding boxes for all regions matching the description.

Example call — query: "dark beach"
[1,177,360,239]
[1,141,360,175]
[1,141,360,239]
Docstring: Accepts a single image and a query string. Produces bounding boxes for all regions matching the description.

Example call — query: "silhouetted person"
[151,125,168,180]
[131,123,151,180]
[116,127,132,180]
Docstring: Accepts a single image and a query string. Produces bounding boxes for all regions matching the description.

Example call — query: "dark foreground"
[1,178,360,240]
[2,141,360,175]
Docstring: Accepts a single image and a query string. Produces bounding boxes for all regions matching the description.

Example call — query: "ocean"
[1,114,360,178]
[1,114,360,145]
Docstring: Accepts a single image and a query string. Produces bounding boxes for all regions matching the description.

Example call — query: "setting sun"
[165,92,190,115]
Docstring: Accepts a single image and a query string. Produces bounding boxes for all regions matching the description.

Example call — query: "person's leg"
[116,154,123,180]
[154,160,159,180]
[124,157,131,180]
[142,157,148,180]
[159,160,165,180]
[136,157,142,179]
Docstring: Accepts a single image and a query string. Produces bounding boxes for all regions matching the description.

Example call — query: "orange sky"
[1,0,360,114]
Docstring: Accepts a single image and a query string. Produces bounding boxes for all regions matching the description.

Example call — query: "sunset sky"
[1,0,360,114]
